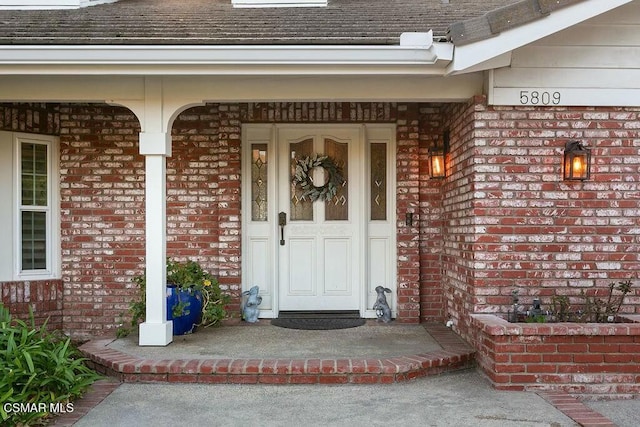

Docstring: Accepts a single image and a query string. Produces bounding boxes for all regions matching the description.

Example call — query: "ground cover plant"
[0,304,101,426]
[508,279,635,323]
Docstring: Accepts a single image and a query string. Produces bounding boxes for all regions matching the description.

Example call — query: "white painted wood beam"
[136,77,174,347]
[0,74,484,104]
[138,144,172,346]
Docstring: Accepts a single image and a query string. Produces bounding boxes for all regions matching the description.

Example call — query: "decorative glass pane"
[251,144,268,221]
[290,138,314,221]
[324,138,348,221]
[21,211,47,270]
[21,143,48,206]
[370,143,387,220]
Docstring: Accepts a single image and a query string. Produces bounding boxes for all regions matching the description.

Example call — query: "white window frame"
[13,133,60,280]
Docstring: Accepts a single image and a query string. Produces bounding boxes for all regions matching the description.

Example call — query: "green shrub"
[0,304,102,426]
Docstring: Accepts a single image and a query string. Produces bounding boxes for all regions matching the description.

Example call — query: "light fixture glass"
[429,151,445,179]
[563,140,591,181]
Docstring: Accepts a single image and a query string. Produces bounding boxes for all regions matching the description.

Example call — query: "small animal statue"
[242,285,262,323]
[373,286,392,323]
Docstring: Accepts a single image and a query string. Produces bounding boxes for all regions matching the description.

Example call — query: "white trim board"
[0,43,454,76]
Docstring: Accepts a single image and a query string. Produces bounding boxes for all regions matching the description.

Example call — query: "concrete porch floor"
[79,321,476,384]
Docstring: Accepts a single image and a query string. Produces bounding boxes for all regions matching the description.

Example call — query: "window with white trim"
[20,141,49,271]
[7,133,60,279]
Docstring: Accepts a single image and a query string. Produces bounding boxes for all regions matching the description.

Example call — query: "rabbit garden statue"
[373,286,393,323]
[242,285,262,323]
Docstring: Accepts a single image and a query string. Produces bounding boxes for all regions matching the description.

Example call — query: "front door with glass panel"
[277,127,363,311]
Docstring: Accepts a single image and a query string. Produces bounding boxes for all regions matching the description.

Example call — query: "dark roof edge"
[447,0,584,46]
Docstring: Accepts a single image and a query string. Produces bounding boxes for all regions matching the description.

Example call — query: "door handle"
[278,212,287,246]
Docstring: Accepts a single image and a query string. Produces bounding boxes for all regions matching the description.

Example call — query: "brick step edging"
[80,324,475,384]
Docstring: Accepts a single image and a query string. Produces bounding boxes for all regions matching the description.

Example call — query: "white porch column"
[138,131,173,346]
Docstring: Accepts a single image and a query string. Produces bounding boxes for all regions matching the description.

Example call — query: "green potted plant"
[122,259,229,336]
[166,259,229,333]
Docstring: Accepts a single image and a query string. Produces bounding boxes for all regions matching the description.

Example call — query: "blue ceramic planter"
[166,285,203,335]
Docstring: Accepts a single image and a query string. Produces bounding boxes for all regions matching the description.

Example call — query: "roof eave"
[446,0,635,76]
[0,42,454,76]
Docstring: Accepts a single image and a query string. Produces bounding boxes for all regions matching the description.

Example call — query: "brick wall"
[0,103,59,135]
[1,280,63,329]
[468,99,640,318]
[59,104,145,337]
[60,103,242,336]
[439,98,482,333]
[440,97,640,341]
[395,104,422,322]
[215,104,242,313]
[418,105,446,322]
[471,314,640,394]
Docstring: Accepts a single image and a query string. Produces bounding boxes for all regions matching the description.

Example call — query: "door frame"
[276,125,364,312]
[241,123,397,319]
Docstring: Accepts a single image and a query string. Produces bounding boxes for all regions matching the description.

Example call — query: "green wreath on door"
[292,154,345,202]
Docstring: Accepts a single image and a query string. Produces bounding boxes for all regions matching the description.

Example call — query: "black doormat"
[271,317,366,330]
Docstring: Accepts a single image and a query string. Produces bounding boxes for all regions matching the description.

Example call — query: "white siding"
[490,1,640,106]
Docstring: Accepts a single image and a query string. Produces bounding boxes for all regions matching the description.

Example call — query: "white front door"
[242,124,396,319]
[277,126,363,311]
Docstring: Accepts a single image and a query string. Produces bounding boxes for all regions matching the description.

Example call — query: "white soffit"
[447,0,635,75]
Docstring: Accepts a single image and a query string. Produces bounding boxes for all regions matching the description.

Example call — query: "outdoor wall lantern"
[563,140,591,181]
[429,130,449,179]
[429,149,446,179]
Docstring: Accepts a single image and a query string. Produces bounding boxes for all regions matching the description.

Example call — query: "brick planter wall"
[1,280,64,329]
[470,314,640,395]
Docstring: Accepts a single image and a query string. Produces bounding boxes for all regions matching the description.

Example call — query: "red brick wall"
[59,104,145,337]
[441,97,640,341]
[471,314,640,394]
[60,104,241,336]
[418,105,446,321]
[395,104,422,322]
[0,103,59,135]
[439,98,482,333]
[1,280,63,329]
[214,104,242,313]
[468,99,640,317]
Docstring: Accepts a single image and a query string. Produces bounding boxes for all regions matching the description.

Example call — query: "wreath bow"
[292,154,345,202]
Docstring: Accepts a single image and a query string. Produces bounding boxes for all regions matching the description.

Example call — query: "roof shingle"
[0,0,521,45]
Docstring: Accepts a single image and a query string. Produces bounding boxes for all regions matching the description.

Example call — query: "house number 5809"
[519,90,561,105]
